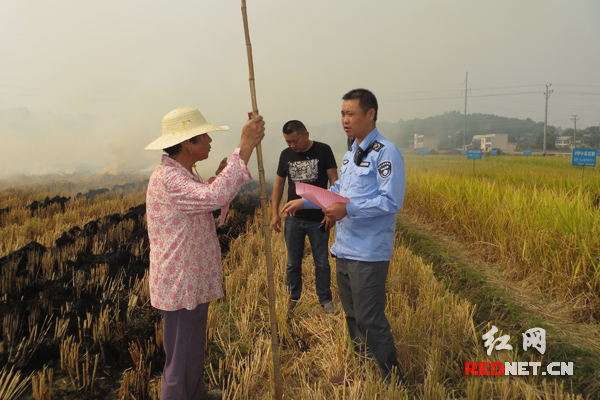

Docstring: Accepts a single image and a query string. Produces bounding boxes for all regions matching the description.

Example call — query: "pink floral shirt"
[146,149,252,311]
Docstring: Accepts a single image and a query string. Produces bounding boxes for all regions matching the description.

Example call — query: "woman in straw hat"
[145,107,265,400]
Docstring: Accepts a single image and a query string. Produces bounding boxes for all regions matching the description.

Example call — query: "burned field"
[0,181,263,399]
[4,166,597,399]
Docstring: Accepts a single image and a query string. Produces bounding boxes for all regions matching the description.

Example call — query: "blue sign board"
[572,149,597,166]
[523,150,532,156]
[418,147,429,155]
[490,149,498,155]
[467,149,482,159]
[460,150,467,155]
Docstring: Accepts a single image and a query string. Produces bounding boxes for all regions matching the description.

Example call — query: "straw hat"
[144,107,229,150]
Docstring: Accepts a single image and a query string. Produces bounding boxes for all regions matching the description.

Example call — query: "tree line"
[313,111,598,152]
[384,111,600,151]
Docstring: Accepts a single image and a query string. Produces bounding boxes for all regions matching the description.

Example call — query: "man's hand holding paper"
[295,182,349,209]
[322,203,347,230]
[291,182,350,230]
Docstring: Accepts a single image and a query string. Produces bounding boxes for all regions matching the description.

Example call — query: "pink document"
[295,182,349,209]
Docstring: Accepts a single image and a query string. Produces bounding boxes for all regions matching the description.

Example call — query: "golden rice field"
[212,205,589,399]
[402,153,600,313]
[0,159,597,399]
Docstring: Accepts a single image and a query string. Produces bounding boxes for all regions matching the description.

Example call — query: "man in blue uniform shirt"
[282,88,405,385]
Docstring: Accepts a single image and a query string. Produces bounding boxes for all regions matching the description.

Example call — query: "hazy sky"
[1,0,599,179]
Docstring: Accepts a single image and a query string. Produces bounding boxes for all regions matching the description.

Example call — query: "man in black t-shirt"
[271,120,338,314]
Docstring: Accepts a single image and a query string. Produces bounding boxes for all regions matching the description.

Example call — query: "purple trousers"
[158,303,209,400]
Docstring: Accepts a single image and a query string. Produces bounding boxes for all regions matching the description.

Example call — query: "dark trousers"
[336,258,400,382]
[158,303,209,400]
[284,216,332,304]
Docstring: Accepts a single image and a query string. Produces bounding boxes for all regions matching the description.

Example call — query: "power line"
[380,80,600,131]
[388,84,545,96]
[469,84,544,91]
[384,88,462,95]
[470,91,539,98]
[386,95,462,102]
[0,91,113,102]
[550,102,600,112]
[386,91,540,102]
[558,91,600,96]
[552,96,600,105]
[553,83,600,89]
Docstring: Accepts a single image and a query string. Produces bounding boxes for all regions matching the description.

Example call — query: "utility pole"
[543,84,553,155]
[463,71,468,149]
[570,115,578,148]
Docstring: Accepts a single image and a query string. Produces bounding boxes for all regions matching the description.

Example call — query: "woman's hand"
[215,157,228,175]
[238,115,265,165]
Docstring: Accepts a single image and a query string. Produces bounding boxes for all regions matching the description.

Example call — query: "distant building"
[471,134,511,152]
[414,134,440,151]
[555,136,571,148]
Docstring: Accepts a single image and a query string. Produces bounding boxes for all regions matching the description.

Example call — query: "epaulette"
[354,140,385,166]
[371,141,384,152]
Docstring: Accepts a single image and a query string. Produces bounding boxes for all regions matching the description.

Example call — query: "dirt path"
[397,213,600,361]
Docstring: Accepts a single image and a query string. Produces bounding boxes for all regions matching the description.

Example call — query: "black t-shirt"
[276,141,337,221]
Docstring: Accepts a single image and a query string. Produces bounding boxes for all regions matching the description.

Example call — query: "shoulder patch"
[377,161,392,179]
[372,141,385,152]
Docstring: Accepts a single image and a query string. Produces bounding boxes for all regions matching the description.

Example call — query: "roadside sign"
[418,147,429,155]
[572,149,597,167]
[490,149,498,155]
[467,149,482,159]
[460,150,467,155]
[524,150,532,156]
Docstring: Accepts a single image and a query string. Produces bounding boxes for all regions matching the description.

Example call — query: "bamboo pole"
[240,2,283,399]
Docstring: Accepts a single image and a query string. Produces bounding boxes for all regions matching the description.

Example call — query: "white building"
[471,134,510,152]
[555,136,571,148]
[413,134,440,151]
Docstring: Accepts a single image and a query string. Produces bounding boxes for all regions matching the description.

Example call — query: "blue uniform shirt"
[303,128,405,262]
